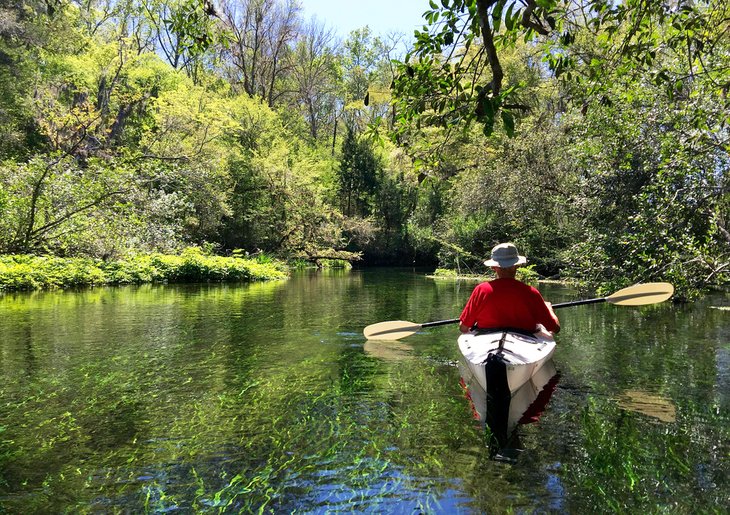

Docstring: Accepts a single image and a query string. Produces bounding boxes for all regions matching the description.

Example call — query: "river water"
[0,269,727,513]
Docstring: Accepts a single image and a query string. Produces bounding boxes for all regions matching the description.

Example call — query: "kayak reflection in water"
[459,358,560,462]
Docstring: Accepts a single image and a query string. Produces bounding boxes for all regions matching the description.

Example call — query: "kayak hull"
[457,330,556,396]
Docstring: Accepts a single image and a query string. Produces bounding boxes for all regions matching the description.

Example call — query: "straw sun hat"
[483,243,527,268]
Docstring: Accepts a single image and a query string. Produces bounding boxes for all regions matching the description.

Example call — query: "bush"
[317,259,352,269]
[0,248,288,291]
[432,268,458,278]
[0,255,106,289]
[516,265,540,285]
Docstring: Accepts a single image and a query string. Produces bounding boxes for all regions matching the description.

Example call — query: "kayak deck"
[458,329,556,394]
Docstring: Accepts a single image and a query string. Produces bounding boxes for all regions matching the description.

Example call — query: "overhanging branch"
[475,0,503,96]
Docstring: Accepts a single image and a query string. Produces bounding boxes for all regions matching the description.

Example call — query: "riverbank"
[0,248,289,291]
[426,266,545,284]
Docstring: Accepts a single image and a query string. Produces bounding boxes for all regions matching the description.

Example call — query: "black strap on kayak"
[473,326,536,338]
[498,332,507,351]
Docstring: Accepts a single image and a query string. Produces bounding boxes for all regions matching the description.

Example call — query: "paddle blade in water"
[363,320,422,340]
[606,282,674,306]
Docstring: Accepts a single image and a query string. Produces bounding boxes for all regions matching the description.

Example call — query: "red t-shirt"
[459,278,559,333]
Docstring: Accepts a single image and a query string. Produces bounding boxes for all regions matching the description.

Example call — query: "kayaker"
[459,243,560,335]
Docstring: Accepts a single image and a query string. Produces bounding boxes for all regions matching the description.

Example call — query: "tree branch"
[521,0,551,36]
[28,189,129,242]
[475,0,503,96]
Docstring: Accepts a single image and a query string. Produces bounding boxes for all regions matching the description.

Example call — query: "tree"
[141,0,220,81]
[392,0,730,137]
[386,0,729,295]
[339,27,398,130]
[337,126,381,217]
[0,156,130,255]
[0,0,75,158]
[218,0,301,107]
[288,18,339,141]
[560,69,730,297]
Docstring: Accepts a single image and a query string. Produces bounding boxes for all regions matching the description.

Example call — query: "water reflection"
[363,340,415,361]
[459,359,560,462]
[0,270,727,513]
[617,390,677,423]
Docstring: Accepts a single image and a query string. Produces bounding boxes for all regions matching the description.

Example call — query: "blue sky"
[299,0,430,39]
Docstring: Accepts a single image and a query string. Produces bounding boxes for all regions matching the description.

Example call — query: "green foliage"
[392,0,559,138]
[0,249,288,291]
[430,265,538,285]
[393,0,729,145]
[432,268,458,278]
[0,25,357,264]
[375,169,415,234]
[391,0,729,294]
[317,259,352,269]
[516,265,539,284]
[0,0,727,294]
[0,155,138,256]
[163,0,219,57]
[288,258,311,269]
[556,32,730,299]
[0,254,105,290]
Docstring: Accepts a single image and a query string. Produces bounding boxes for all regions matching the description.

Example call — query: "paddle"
[363,282,674,340]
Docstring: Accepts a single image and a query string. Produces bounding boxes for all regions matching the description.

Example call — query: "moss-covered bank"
[0,248,288,291]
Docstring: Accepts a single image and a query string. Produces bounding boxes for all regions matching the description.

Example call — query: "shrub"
[0,248,288,291]
[516,265,540,285]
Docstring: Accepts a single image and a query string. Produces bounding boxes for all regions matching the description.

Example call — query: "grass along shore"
[0,248,289,291]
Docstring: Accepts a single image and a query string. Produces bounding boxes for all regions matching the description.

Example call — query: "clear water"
[0,269,727,513]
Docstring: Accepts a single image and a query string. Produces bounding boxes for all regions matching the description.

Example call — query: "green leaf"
[501,110,515,137]
[482,119,494,137]
[492,0,505,32]
[505,3,515,31]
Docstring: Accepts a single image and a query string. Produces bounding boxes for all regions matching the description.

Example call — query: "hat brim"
[484,256,527,268]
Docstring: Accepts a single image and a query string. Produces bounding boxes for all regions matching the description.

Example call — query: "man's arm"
[544,302,560,334]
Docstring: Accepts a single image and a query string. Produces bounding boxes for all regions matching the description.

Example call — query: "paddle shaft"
[552,297,607,309]
[422,318,460,327]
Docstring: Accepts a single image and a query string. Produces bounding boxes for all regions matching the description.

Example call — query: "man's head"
[484,243,526,275]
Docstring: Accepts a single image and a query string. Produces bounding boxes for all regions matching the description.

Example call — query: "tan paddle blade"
[606,282,674,306]
[363,320,422,340]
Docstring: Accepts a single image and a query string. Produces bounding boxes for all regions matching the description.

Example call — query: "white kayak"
[457,328,556,396]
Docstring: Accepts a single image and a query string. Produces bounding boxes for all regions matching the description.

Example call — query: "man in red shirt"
[459,243,560,335]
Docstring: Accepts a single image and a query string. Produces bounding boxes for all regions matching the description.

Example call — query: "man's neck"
[493,266,518,279]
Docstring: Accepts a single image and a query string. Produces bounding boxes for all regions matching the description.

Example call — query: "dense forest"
[0,0,728,298]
